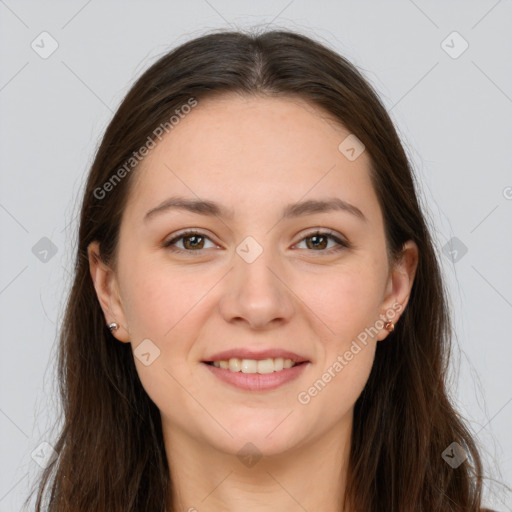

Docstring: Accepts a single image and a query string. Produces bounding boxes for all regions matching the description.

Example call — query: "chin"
[204,415,307,458]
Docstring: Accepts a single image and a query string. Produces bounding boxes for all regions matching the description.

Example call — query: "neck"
[163,416,352,512]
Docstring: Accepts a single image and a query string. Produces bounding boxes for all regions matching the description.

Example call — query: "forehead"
[125,94,380,225]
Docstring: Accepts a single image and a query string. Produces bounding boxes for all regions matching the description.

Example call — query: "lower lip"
[202,362,309,391]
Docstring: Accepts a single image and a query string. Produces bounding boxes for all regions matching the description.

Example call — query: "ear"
[377,240,419,341]
[87,241,130,343]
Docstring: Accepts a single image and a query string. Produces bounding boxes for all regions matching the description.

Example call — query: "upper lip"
[203,348,310,364]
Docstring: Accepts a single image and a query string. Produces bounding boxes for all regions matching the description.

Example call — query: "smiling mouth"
[203,357,307,374]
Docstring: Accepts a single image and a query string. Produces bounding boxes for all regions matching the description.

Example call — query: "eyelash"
[163,229,350,255]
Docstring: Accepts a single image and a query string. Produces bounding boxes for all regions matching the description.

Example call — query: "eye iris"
[306,234,328,250]
[183,235,204,250]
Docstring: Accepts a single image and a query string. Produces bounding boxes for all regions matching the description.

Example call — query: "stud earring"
[108,322,119,332]
[384,321,395,332]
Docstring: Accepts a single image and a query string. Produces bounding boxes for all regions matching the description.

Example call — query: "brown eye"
[164,231,215,252]
[181,234,205,250]
[305,234,329,250]
[295,230,349,253]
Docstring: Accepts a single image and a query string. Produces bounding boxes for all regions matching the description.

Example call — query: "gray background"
[0,1,511,510]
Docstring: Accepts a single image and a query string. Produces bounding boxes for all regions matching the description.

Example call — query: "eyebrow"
[144,195,367,223]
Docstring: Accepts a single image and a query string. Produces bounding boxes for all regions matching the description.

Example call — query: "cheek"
[117,261,208,421]
[299,341,376,437]
[295,267,382,426]
[122,280,170,338]
[119,257,208,341]
[300,262,385,345]
[295,262,384,404]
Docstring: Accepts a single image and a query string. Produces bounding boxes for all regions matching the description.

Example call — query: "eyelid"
[298,227,349,244]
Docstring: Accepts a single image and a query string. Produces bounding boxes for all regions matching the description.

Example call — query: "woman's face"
[90,94,417,456]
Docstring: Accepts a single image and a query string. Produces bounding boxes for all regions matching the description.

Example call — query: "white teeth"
[256,359,275,374]
[210,357,298,373]
[241,359,257,373]
[228,358,241,372]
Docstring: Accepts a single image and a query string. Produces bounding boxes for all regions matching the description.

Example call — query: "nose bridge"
[218,234,294,328]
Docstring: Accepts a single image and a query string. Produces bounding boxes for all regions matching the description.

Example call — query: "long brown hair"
[28,28,485,511]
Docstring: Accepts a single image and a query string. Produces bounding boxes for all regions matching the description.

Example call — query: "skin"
[88,94,418,512]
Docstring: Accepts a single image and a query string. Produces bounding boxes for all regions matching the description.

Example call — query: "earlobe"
[378,240,419,341]
[87,241,130,343]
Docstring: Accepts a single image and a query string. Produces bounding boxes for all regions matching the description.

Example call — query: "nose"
[217,247,295,330]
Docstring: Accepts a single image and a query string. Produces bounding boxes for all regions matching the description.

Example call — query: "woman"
[29,29,494,511]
